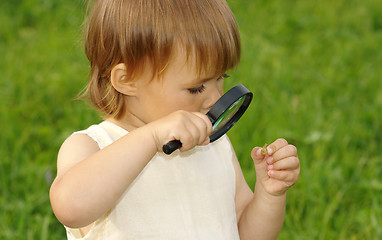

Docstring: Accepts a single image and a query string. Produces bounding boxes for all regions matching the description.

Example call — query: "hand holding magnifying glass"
[163,84,253,154]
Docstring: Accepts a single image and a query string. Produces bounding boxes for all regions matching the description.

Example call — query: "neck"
[106,109,147,132]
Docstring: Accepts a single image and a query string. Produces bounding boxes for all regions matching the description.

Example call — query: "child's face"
[130,53,224,126]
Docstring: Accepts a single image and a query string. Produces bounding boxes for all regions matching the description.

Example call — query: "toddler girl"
[50,0,300,239]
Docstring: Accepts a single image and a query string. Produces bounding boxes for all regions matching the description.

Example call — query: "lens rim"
[206,84,253,142]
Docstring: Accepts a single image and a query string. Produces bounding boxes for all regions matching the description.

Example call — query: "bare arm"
[237,183,286,239]
[50,124,158,228]
[233,138,300,239]
[50,111,212,228]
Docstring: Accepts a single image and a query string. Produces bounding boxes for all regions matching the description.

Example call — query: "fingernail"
[266,157,273,164]
[267,164,273,170]
[256,148,262,156]
[267,146,273,155]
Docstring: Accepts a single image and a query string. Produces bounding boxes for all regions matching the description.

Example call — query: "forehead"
[161,49,219,84]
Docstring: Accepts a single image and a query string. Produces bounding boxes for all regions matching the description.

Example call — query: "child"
[50,0,300,239]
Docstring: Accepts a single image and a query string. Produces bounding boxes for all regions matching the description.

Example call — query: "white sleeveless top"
[65,121,239,240]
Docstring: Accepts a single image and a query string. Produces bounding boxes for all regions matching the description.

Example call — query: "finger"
[201,137,211,146]
[251,147,265,164]
[267,156,300,171]
[268,169,299,183]
[178,130,194,151]
[179,113,210,150]
[251,147,267,167]
[272,144,298,162]
[251,147,270,180]
[192,112,212,145]
[193,112,213,136]
[267,138,288,155]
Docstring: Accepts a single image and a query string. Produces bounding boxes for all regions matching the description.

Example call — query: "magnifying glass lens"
[212,96,245,134]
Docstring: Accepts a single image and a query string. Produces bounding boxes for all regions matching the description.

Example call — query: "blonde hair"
[84,0,241,118]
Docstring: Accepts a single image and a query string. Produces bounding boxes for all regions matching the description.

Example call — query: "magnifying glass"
[163,84,253,154]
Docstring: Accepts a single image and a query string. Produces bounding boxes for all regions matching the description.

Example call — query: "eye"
[218,73,230,81]
[188,84,206,94]
[187,74,229,94]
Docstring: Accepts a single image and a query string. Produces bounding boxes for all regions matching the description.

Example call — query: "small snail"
[261,143,268,155]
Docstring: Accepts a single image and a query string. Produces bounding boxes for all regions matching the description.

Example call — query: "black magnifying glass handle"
[163,140,182,154]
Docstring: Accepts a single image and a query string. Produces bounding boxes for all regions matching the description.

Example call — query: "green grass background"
[1,0,381,239]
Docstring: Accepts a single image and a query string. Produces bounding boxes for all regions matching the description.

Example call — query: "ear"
[110,63,137,96]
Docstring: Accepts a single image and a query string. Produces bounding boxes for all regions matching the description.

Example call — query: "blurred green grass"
[0,0,381,239]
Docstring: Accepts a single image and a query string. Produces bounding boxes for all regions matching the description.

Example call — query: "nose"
[203,85,222,111]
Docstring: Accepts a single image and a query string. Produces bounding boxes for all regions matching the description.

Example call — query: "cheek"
[218,81,224,95]
[169,93,203,112]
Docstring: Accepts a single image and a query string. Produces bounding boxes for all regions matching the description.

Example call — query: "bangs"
[170,0,241,77]
[118,0,241,79]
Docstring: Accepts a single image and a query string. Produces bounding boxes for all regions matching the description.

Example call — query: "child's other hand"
[251,138,300,196]
[147,110,212,152]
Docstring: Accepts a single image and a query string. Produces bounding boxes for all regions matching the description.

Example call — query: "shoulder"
[56,132,100,178]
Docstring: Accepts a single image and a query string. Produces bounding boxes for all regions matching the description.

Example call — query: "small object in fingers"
[261,143,268,155]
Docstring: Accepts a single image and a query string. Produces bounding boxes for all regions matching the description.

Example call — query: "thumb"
[251,147,265,165]
[251,147,269,180]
